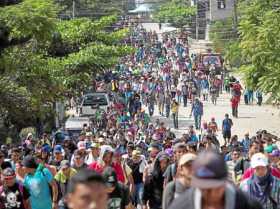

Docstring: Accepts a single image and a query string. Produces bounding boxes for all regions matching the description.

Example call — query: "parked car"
[65,116,91,139]
[79,92,109,116]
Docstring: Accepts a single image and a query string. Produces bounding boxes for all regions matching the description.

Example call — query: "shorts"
[223,130,231,139]
[202,89,208,95]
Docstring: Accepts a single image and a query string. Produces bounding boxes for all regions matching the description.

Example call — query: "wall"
[209,0,235,21]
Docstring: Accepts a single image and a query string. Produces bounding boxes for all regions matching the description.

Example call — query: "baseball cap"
[60,160,70,169]
[22,155,38,169]
[54,145,63,153]
[102,167,117,188]
[42,144,51,153]
[251,153,268,168]
[165,148,173,157]
[85,132,93,137]
[150,142,162,151]
[270,149,280,157]
[90,142,100,149]
[77,141,86,151]
[191,151,227,189]
[2,168,16,180]
[264,145,274,153]
[179,153,197,167]
[132,149,141,156]
[98,137,105,143]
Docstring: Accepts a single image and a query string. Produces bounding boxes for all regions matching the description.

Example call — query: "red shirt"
[88,162,125,183]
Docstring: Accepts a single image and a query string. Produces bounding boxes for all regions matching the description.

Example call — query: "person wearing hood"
[240,153,280,209]
[85,143,100,165]
[169,151,262,209]
[143,152,170,209]
[88,145,125,183]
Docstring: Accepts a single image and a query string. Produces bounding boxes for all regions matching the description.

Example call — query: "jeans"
[182,95,188,106]
[194,115,202,129]
[158,103,164,115]
[172,112,178,129]
[165,104,170,118]
[257,97,263,106]
[148,104,154,116]
[133,183,144,205]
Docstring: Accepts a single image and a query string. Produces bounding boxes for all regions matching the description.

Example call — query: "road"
[148,91,280,141]
[141,22,280,141]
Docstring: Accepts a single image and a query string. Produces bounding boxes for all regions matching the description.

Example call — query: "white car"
[79,92,109,116]
[65,116,91,138]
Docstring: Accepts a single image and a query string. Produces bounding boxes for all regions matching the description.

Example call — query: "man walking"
[240,153,280,209]
[169,151,262,209]
[22,155,58,209]
[222,113,233,145]
[181,82,189,107]
[171,99,179,129]
[190,98,203,130]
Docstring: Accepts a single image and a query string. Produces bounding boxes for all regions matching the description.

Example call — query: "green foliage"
[0,0,59,42]
[153,0,196,28]
[0,0,132,137]
[209,19,241,68]
[237,0,280,101]
[56,0,124,18]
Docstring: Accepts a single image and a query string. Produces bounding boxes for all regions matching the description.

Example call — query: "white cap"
[251,153,269,168]
[179,153,197,166]
[77,141,86,150]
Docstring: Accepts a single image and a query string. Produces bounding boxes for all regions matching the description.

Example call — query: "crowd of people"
[0,22,278,209]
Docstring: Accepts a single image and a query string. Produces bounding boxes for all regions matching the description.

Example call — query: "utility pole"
[72,0,76,19]
[196,0,199,40]
[233,0,238,32]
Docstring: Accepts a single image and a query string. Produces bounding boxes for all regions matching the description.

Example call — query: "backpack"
[171,163,177,180]
[40,167,62,202]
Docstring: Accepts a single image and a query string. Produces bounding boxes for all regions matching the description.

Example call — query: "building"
[190,0,236,39]
[192,0,236,21]
[208,0,236,21]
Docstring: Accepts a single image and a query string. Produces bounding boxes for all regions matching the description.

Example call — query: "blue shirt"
[24,167,53,209]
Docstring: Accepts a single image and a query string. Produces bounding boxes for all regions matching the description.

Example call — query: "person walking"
[0,168,31,209]
[147,92,156,116]
[22,155,58,209]
[171,99,179,129]
[240,153,280,209]
[103,167,131,209]
[66,169,108,209]
[143,153,170,209]
[231,96,239,118]
[181,82,189,107]
[169,151,262,209]
[190,98,203,130]
[222,113,233,145]
[162,153,196,209]
[54,160,77,209]
[165,93,172,118]
[256,91,263,106]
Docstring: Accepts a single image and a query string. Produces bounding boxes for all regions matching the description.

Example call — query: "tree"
[153,0,196,28]
[56,0,128,19]
[237,0,280,100]
[209,18,241,68]
[0,0,132,139]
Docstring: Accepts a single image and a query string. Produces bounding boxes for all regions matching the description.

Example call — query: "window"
[217,0,226,9]
[83,94,108,106]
